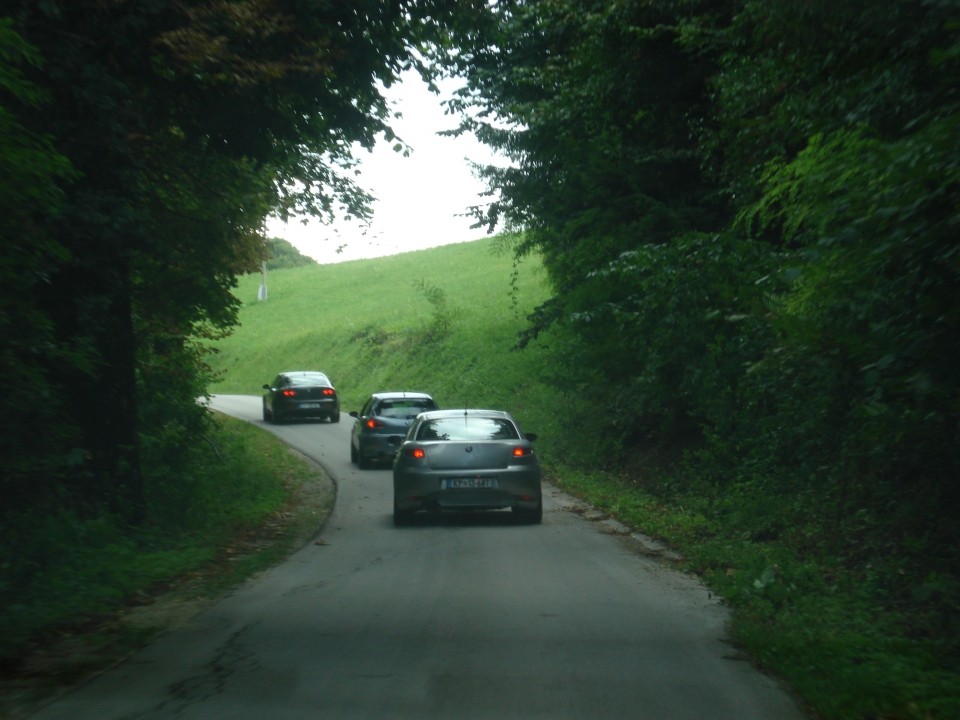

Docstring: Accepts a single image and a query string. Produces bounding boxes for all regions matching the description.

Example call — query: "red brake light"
[281,389,296,397]
[322,388,335,396]
[405,447,426,459]
[513,446,532,457]
[365,419,385,429]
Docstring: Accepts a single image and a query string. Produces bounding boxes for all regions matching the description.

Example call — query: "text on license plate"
[300,402,321,409]
[442,477,498,490]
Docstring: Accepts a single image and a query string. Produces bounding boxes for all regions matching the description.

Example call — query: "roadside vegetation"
[0,412,332,713]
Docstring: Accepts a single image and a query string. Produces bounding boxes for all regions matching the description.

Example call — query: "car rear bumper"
[359,434,405,461]
[278,400,338,418]
[393,470,542,512]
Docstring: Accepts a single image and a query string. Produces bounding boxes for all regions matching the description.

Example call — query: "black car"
[349,391,439,469]
[262,371,340,424]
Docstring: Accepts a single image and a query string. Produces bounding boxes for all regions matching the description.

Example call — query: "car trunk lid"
[426,442,512,470]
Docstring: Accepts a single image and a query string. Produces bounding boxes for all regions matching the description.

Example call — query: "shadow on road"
[386,509,531,529]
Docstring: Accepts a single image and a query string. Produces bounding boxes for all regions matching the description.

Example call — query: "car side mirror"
[525,433,538,442]
[349,411,359,418]
[262,384,271,390]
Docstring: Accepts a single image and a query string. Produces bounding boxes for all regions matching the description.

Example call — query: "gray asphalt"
[30,394,806,719]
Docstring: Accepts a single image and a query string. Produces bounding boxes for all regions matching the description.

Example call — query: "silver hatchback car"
[349,392,438,469]
[391,409,542,526]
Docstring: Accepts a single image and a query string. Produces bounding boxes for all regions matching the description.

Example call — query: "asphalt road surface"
[30,395,806,720]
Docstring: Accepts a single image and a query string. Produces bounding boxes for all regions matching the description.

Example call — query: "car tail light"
[513,446,533,457]
[322,388,335,396]
[281,389,297,397]
[404,447,426,459]
[365,418,386,429]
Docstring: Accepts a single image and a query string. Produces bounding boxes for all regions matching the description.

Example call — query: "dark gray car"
[391,408,542,526]
[262,371,340,424]
[349,392,438,469]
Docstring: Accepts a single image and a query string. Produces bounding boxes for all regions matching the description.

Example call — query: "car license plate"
[442,478,498,490]
[300,402,321,409]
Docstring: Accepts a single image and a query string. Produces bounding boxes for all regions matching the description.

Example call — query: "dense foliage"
[266,237,317,270]
[0,0,476,514]
[439,1,960,713]
[0,0,479,655]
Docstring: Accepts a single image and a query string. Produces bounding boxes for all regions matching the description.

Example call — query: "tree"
[443,0,960,614]
[0,19,80,510]
[1,0,481,520]
[438,0,741,446]
[724,0,960,547]
[266,238,317,270]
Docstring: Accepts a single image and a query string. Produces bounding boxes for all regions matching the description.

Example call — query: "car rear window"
[379,400,437,417]
[416,417,520,442]
[289,373,329,386]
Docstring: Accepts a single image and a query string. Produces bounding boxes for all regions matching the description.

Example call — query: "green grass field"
[210,237,565,451]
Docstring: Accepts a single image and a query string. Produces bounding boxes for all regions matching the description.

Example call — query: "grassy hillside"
[210,237,564,448]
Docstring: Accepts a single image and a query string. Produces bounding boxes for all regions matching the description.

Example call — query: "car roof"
[371,391,434,401]
[416,409,512,421]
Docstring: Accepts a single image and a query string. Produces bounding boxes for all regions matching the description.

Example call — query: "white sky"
[267,70,499,264]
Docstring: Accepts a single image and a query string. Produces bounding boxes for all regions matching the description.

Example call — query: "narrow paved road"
[31,395,805,719]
